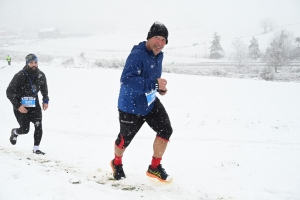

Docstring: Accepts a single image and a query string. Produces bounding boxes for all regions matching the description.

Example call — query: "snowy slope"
[0,60,300,200]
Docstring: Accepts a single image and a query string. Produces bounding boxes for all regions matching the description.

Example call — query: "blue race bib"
[22,97,36,107]
[145,90,157,106]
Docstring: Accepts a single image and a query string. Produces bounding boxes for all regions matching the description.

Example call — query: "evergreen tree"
[248,37,261,60]
[209,32,224,59]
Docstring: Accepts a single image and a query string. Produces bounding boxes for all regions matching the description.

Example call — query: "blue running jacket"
[118,41,164,115]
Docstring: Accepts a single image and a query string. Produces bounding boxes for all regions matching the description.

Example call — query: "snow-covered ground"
[1,0,300,198]
[0,58,300,199]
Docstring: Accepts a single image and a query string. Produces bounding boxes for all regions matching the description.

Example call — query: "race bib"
[22,97,36,107]
[145,90,157,106]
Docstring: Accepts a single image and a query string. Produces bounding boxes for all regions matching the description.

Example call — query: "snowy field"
[0,58,300,200]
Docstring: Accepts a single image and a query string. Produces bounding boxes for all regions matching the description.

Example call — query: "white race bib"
[22,97,36,107]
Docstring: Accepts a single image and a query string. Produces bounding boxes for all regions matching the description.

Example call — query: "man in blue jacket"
[110,22,173,182]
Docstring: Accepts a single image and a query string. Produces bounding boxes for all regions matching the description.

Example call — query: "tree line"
[209,31,300,75]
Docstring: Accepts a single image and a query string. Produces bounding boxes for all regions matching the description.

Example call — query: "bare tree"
[260,19,274,34]
[232,37,248,67]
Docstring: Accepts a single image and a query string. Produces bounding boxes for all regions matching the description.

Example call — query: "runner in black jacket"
[6,54,49,155]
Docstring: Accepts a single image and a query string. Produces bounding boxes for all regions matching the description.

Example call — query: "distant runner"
[6,55,11,65]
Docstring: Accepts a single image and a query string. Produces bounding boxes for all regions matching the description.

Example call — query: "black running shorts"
[115,98,173,149]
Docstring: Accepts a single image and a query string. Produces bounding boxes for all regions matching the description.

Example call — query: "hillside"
[1,23,300,82]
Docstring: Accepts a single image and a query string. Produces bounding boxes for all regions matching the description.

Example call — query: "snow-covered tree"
[264,30,293,72]
[232,37,248,67]
[248,37,261,60]
[209,32,224,59]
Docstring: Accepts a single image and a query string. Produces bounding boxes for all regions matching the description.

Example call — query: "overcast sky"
[0,0,299,37]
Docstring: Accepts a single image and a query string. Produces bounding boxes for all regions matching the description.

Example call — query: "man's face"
[146,36,167,55]
[28,61,38,70]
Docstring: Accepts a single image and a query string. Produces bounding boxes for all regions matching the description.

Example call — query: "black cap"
[147,21,168,44]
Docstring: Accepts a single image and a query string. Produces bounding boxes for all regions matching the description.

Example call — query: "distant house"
[38,28,61,39]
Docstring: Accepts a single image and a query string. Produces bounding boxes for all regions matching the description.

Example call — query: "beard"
[27,65,38,77]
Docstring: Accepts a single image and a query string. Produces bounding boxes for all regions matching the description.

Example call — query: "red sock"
[151,157,162,169]
[114,154,122,165]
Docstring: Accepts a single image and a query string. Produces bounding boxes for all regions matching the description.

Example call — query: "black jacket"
[6,66,49,109]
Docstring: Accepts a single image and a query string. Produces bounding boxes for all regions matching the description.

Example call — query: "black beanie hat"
[147,21,168,44]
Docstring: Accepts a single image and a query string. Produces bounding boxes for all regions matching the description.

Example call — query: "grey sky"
[0,0,299,36]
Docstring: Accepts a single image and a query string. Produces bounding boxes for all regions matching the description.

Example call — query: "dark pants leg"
[13,107,43,146]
